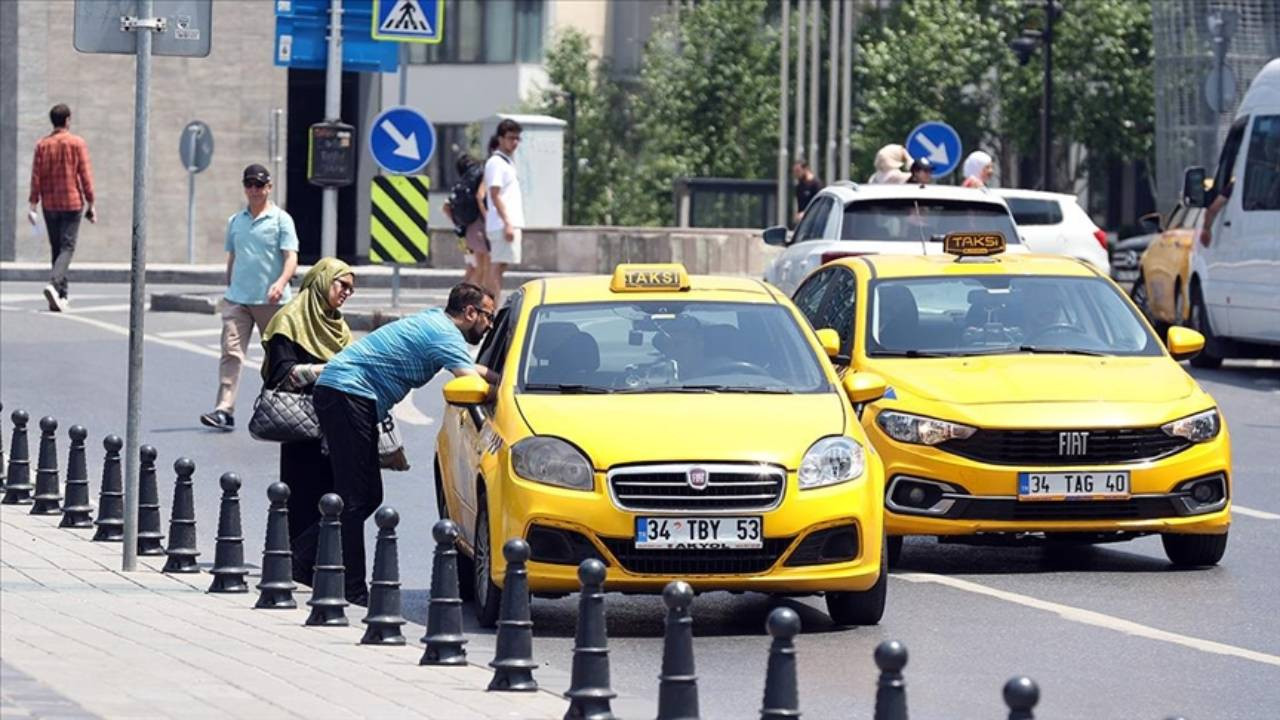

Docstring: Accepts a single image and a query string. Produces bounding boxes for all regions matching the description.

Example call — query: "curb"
[1,263,557,290]
[149,292,412,331]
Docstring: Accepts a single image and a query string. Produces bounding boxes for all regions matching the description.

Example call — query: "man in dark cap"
[200,164,299,430]
[908,157,933,185]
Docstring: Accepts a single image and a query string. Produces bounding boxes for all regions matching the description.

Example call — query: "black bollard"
[207,472,248,592]
[759,607,801,720]
[305,493,348,626]
[59,425,94,528]
[162,459,200,573]
[91,435,124,541]
[135,445,166,555]
[488,538,537,692]
[420,519,468,665]
[873,640,908,720]
[29,416,62,515]
[1003,677,1038,720]
[0,403,6,492]
[360,507,407,645]
[255,482,296,609]
[2,409,33,505]
[656,580,699,720]
[564,558,616,720]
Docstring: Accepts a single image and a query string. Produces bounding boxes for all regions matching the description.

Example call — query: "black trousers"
[280,438,332,585]
[43,209,82,298]
[301,385,383,602]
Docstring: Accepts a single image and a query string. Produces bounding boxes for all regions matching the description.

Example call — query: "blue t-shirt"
[224,204,299,305]
[317,308,475,419]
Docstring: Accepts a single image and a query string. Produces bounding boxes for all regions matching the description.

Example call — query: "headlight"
[876,410,976,446]
[510,436,594,490]
[798,436,864,490]
[1162,408,1220,443]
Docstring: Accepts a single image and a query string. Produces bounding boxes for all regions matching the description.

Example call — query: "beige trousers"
[215,301,280,414]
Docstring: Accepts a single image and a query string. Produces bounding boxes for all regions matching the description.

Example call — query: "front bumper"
[485,464,885,594]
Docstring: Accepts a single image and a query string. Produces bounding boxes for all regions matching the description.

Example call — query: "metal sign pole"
[186,128,198,263]
[320,0,342,258]
[122,0,159,573]
[392,40,406,308]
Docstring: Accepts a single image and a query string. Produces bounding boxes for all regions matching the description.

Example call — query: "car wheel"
[825,534,887,626]
[1174,284,1187,326]
[471,497,503,628]
[1161,532,1227,567]
[886,535,904,568]
[1189,286,1225,369]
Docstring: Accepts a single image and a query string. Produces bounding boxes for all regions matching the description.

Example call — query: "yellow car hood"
[514,392,847,469]
[874,355,1197,405]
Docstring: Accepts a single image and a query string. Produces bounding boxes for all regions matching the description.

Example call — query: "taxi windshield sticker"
[610,264,691,292]
[943,232,1006,257]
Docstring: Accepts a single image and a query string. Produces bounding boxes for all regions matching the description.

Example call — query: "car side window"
[817,268,857,356]
[476,291,523,375]
[792,268,837,328]
[794,197,832,242]
[1242,114,1280,211]
[1212,116,1249,203]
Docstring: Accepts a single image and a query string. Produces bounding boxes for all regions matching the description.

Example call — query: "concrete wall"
[0,0,17,261]
[6,0,287,264]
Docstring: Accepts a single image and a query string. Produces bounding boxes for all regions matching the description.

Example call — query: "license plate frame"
[635,516,763,550]
[1017,471,1131,501]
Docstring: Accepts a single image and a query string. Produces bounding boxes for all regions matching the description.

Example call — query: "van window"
[1005,197,1064,226]
[1212,117,1248,202]
[1242,115,1280,211]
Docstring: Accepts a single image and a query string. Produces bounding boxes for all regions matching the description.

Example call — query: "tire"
[1188,285,1225,369]
[886,535,904,568]
[1161,532,1228,567]
[825,535,887,626]
[1129,273,1151,318]
[470,498,503,628]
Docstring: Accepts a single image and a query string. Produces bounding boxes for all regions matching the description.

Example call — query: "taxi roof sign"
[943,232,1006,258]
[610,264,691,292]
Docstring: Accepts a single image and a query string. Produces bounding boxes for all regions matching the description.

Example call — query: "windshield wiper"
[872,350,950,358]
[1015,345,1109,357]
[674,384,794,394]
[523,383,613,394]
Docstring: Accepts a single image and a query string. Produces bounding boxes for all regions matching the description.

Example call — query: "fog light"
[1192,483,1215,503]
[908,487,926,505]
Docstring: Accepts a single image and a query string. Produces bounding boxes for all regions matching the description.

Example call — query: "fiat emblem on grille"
[687,467,709,490]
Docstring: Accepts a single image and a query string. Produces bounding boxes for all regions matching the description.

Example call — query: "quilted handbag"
[248,388,322,443]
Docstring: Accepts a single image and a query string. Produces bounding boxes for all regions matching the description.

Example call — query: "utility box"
[307,121,356,187]
[480,113,565,227]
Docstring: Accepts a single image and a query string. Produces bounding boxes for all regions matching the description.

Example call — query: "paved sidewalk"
[0,505,568,719]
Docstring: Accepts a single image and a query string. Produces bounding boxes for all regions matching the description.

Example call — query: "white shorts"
[487,227,522,265]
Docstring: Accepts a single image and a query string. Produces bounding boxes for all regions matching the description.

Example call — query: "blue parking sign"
[371,0,443,43]
[369,106,435,175]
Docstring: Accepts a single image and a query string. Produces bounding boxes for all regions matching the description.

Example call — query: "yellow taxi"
[788,234,1231,567]
[434,264,889,627]
[1132,201,1203,329]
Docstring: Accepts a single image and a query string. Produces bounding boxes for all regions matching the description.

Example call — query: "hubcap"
[475,513,490,603]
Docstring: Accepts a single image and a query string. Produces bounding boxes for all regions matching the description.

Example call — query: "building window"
[407,0,543,65]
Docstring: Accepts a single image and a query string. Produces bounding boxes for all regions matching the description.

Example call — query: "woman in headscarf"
[260,258,355,586]
[867,144,912,184]
[962,151,995,188]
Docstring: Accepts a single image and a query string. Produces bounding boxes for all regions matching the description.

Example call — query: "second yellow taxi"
[788,234,1231,567]
[434,264,888,627]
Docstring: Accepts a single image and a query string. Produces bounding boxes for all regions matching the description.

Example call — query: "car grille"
[938,428,1192,466]
[599,537,794,575]
[607,463,786,511]
[946,496,1184,521]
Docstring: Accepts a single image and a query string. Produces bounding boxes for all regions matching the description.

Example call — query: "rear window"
[1005,197,1064,226]
[840,200,1020,243]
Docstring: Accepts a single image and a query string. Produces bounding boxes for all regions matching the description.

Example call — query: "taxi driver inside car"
[787,231,1231,568]
[434,263,892,628]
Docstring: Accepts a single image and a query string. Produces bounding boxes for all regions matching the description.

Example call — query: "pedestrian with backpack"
[442,154,487,286]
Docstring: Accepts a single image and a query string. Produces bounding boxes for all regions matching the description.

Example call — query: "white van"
[1182,57,1280,367]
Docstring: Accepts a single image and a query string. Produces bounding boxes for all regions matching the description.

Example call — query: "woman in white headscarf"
[962,151,995,188]
[867,144,911,184]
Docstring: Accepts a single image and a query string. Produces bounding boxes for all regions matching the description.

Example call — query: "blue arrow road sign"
[372,0,443,43]
[369,106,435,175]
[905,121,962,178]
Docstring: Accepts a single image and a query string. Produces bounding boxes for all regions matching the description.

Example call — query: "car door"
[1005,195,1066,256]
[1202,116,1249,336]
[792,265,858,368]
[1146,204,1186,322]
[780,196,836,291]
[1231,113,1280,341]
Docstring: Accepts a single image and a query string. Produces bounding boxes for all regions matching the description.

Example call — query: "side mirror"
[1139,211,1164,233]
[443,375,490,406]
[815,328,841,359]
[842,372,887,405]
[762,225,789,246]
[1182,167,1208,208]
[1166,326,1205,361]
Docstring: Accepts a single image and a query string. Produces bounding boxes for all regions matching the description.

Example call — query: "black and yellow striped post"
[370,175,430,265]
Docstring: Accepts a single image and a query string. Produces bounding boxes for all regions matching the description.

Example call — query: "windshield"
[865,275,1162,357]
[518,301,830,394]
[841,200,1020,245]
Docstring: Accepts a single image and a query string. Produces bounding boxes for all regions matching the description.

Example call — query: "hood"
[874,355,1196,406]
[514,392,847,469]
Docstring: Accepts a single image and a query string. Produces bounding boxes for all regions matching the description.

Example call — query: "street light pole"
[1041,0,1053,192]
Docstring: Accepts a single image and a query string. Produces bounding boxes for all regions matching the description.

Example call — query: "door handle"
[1222,221,1231,227]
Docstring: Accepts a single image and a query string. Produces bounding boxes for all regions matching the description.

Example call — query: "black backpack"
[448,163,484,228]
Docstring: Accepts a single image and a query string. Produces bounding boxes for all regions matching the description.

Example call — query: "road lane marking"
[391,389,433,426]
[154,328,222,339]
[895,572,1280,667]
[1233,505,1280,520]
[62,303,134,314]
[43,312,260,370]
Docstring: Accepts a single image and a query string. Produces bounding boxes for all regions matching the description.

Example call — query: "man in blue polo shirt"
[201,164,299,430]
[301,282,498,605]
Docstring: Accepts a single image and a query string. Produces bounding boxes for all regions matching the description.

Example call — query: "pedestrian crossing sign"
[371,0,443,44]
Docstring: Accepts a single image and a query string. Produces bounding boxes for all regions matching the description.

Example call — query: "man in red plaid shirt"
[28,103,96,312]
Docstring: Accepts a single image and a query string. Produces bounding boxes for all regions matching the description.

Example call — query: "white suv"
[762,183,1024,294]
[994,188,1110,273]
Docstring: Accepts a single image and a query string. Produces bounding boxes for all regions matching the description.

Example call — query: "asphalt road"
[3,281,1278,719]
